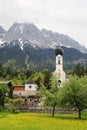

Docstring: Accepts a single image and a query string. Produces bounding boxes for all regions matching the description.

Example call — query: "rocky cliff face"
[0,22,87,53]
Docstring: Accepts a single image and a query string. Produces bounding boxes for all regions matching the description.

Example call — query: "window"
[29,86,32,88]
[58,60,60,64]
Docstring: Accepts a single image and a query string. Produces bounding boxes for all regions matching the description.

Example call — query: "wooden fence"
[19,108,77,114]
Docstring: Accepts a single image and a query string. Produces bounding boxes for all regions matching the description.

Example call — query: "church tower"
[54,45,66,82]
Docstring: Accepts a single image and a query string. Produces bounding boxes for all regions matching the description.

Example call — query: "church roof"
[55,46,64,56]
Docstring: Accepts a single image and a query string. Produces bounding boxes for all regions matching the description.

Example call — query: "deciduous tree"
[40,75,60,116]
[58,75,87,119]
[0,84,8,108]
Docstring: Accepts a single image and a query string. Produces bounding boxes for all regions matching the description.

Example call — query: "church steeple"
[55,45,64,56]
[53,45,66,82]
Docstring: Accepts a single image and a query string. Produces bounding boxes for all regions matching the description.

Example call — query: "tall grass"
[0,112,87,130]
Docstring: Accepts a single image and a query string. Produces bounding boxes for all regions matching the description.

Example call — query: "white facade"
[25,83,38,91]
[13,90,37,97]
[54,49,66,82]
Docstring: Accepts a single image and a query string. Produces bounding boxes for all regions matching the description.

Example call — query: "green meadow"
[0,112,87,130]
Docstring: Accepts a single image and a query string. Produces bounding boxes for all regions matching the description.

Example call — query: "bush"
[7,98,23,114]
[13,109,21,114]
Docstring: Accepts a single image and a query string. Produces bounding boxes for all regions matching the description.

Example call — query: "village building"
[13,80,40,108]
[13,80,38,97]
[0,80,40,108]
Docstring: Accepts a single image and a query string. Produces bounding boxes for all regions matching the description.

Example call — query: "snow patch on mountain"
[0,39,9,48]
[18,38,24,50]
[0,39,4,45]
[18,38,38,50]
[29,40,39,48]
[19,25,24,34]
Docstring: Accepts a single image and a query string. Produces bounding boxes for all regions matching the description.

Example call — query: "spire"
[55,43,64,56]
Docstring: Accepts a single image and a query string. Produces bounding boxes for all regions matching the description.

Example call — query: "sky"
[0,0,87,48]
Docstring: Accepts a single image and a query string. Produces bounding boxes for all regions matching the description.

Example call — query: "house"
[0,80,39,108]
[13,80,39,108]
[13,80,38,97]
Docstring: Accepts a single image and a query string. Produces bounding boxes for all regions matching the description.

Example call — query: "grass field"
[0,112,87,130]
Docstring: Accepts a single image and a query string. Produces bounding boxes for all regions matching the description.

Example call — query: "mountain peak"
[8,23,24,33]
[0,22,87,53]
[8,22,38,32]
[0,26,5,33]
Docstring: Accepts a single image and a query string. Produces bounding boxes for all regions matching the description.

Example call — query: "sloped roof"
[13,85,24,87]
[25,80,36,84]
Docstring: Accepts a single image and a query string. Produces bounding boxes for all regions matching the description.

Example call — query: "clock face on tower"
[58,73,61,77]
